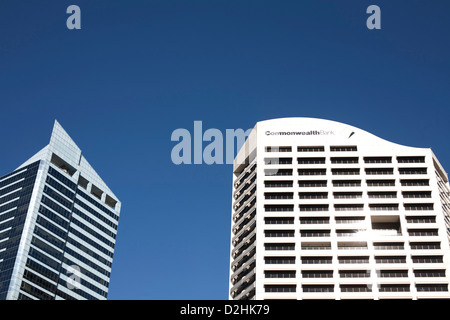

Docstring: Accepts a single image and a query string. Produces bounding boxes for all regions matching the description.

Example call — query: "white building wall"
[230,117,450,300]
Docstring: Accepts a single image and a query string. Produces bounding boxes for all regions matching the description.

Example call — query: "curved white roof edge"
[234,117,438,173]
[255,117,428,151]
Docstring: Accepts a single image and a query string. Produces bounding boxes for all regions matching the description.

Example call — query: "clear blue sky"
[0,1,449,299]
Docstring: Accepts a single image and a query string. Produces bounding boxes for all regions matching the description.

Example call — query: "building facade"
[0,121,121,300]
[229,118,450,300]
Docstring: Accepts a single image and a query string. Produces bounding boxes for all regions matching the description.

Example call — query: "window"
[78,175,89,190]
[334,204,364,211]
[397,156,425,163]
[379,284,410,292]
[298,157,326,164]
[338,256,370,264]
[365,168,393,175]
[303,285,334,293]
[265,257,295,264]
[265,271,296,278]
[297,146,325,152]
[264,157,292,165]
[50,153,76,176]
[340,285,372,292]
[298,169,326,176]
[302,271,333,278]
[301,242,331,250]
[407,229,438,236]
[265,217,294,225]
[404,203,434,211]
[373,242,404,250]
[264,243,295,251]
[265,192,293,199]
[400,179,429,186]
[399,168,427,175]
[91,184,103,200]
[300,217,329,224]
[265,181,293,188]
[333,192,362,199]
[264,204,294,212]
[369,204,399,211]
[265,169,292,176]
[406,216,436,223]
[301,256,332,264]
[414,270,445,277]
[402,191,431,198]
[332,180,361,187]
[410,242,440,250]
[300,230,331,237]
[265,146,292,152]
[335,217,365,224]
[264,230,295,237]
[364,157,392,163]
[367,179,395,187]
[330,146,357,152]
[368,191,397,198]
[339,270,370,278]
[416,284,448,292]
[336,230,361,237]
[332,168,360,175]
[265,285,296,293]
[371,216,401,235]
[298,180,327,188]
[379,270,408,278]
[375,256,406,264]
[105,195,117,209]
[299,204,329,211]
[331,157,358,164]
[338,242,367,250]
[299,192,328,199]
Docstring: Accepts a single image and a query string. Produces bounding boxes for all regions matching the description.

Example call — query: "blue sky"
[0,1,449,299]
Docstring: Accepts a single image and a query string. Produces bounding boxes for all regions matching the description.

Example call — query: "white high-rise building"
[229,117,450,300]
[0,121,121,300]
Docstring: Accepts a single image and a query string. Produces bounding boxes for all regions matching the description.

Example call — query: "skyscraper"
[0,121,121,300]
[229,117,450,300]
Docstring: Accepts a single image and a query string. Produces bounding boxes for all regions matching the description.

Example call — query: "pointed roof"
[17,120,118,201]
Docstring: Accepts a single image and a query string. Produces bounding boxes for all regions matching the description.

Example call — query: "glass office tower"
[0,121,121,300]
[230,117,450,300]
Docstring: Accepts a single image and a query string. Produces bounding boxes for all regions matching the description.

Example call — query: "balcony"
[233,209,256,235]
[233,184,256,210]
[232,195,256,223]
[230,270,256,299]
[234,162,256,188]
[234,171,256,199]
[231,247,256,273]
[232,222,256,247]
[231,233,256,260]
[370,215,402,238]
[233,281,256,300]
